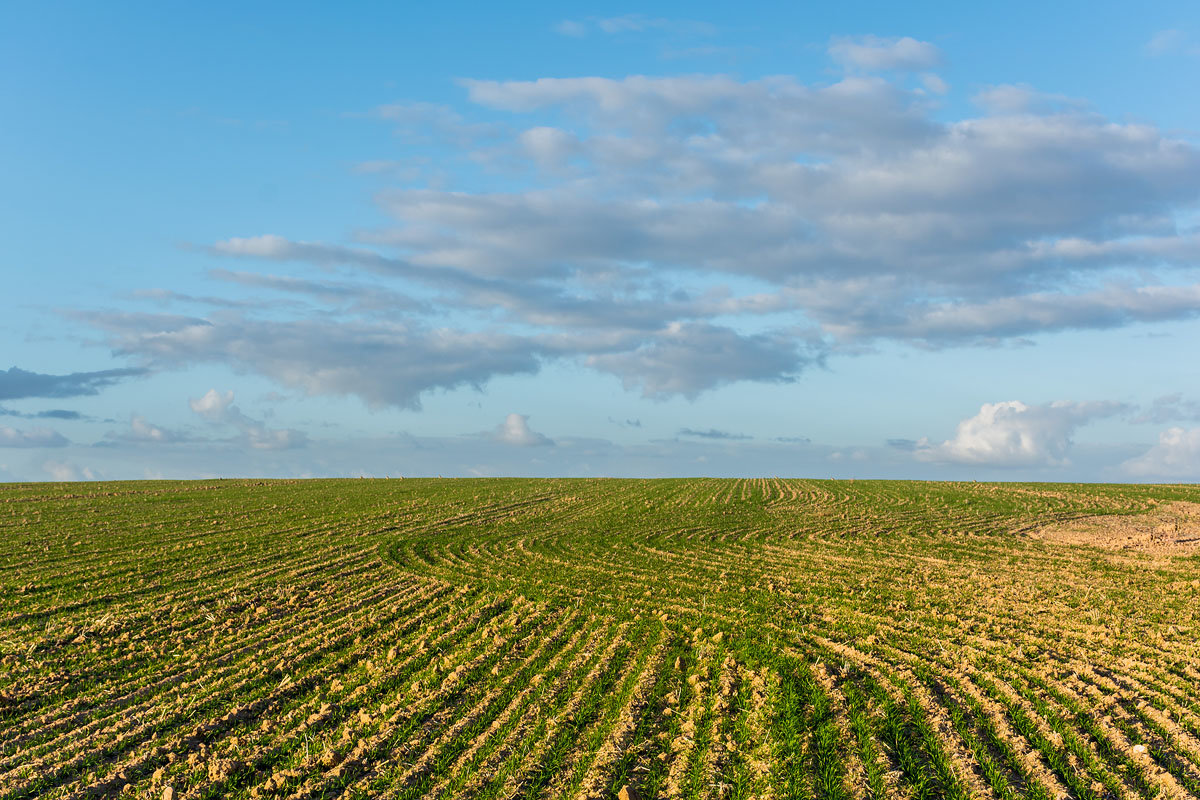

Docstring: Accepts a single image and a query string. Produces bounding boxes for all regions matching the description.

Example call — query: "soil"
[1029,501,1200,554]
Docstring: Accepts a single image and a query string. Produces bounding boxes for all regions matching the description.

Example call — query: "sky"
[3,0,1200,482]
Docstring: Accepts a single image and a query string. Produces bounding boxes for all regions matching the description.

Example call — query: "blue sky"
[4,1,1200,481]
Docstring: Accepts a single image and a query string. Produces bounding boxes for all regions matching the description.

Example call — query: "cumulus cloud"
[586,323,815,399]
[1123,427,1200,478]
[88,312,544,411]
[828,35,941,71]
[189,388,235,420]
[971,84,1084,115]
[518,126,579,169]
[111,414,189,444]
[493,413,553,446]
[457,74,1199,275]
[820,282,1200,346]
[42,460,99,481]
[0,426,69,448]
[189,389,307,450]
[920,73,948,95]
[130,415,176,443]
[206,269,427,315]
[246,428,307,451]
[915,400,1126,467]
[1131,394,1200,425]
[69,55,1200,410]
[367,101,503,146]
[0,366,147,400]
[208,235,404,270]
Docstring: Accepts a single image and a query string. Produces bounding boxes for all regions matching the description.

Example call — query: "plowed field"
[3,478,1199,800]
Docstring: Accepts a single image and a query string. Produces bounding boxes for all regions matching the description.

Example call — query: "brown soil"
[1030,502,1200,553]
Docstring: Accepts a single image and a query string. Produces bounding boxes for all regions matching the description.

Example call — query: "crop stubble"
[1,478,1199,799]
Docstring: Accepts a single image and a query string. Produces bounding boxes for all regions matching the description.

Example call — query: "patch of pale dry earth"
[1031,501,1200,554]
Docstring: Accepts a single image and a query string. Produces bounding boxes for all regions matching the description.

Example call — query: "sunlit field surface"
[3,478,1200,800]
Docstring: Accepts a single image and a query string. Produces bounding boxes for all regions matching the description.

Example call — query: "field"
[3,478,1200,800]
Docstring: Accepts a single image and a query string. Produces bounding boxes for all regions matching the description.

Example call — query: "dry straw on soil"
[2,477,1199,799]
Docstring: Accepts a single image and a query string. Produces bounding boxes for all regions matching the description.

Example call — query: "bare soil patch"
[1031,501,1200,553]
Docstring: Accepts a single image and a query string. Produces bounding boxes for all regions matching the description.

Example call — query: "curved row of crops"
[1,478,1199,800]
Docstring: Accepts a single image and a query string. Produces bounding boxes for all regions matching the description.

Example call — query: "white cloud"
[189,388,306,450]
[920,73,948,95]
[915,400,1125,467]
[189,388,234,420]
[1131,394,1200,425]
[245,427,307,451]
[0,418,1151,481]
[78,61,1200,409]
[493,413,553,446]
[972,84,1085,115]
[43,460,98,481]
[0,425,68,448]
[828,35,941,71]
[210,235,295,259]
[443,76,1200,289]
[126,414,183,443]
[368,101,502,145]
[586,322,813,399]
[89,314,544,411]
[821,282,1200,346]
[554,15,716,38]
[518,126,579,168]
[1123,427,1200,478]
[1145,29,1189,56]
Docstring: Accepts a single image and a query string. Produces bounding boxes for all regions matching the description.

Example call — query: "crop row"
[2,477,1198,799]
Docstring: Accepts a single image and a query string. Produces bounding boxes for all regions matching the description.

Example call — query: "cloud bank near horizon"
[6,391,1196,482]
